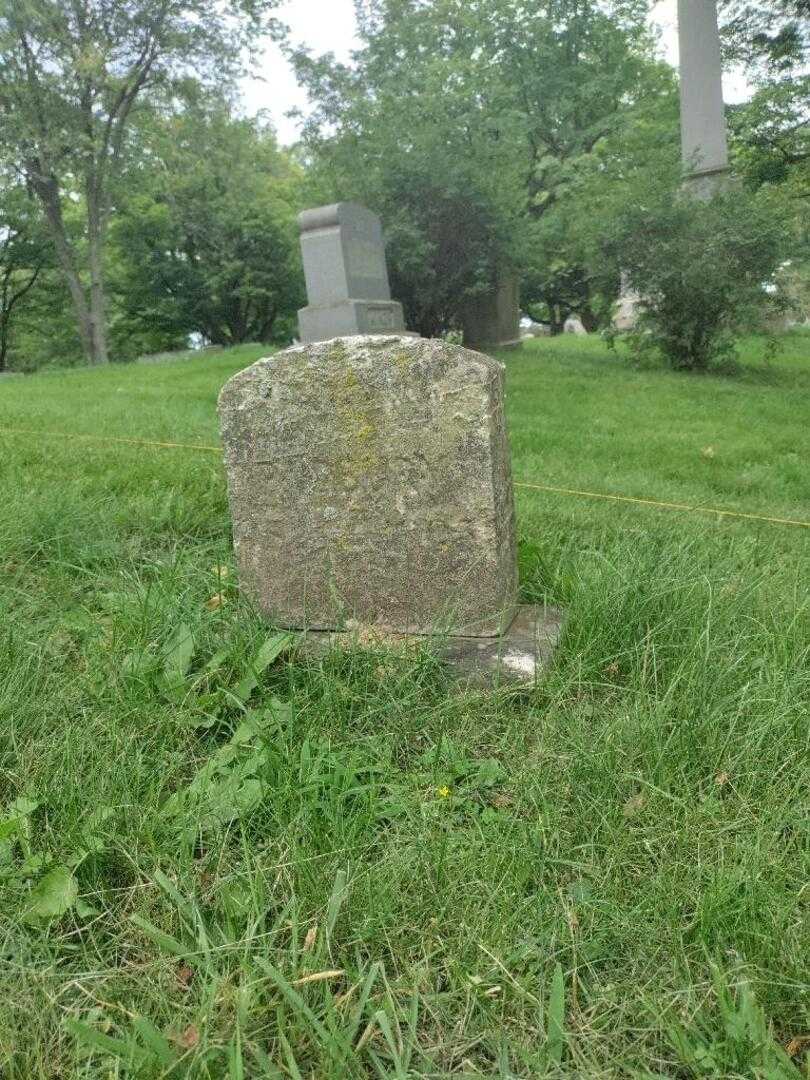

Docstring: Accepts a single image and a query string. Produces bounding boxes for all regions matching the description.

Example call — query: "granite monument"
[678,0,730,197]
[297,203,408,343]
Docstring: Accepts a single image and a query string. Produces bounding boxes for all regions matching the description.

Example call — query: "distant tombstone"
[297,203,408,343]
[522,320,551,339]
[462,273,521,351]
[613,272,642,332]
[563,315,588,335]
[218,334,562,685]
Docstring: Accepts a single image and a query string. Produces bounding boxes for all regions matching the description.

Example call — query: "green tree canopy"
[110,98,304,354]
[720,0,809,75]
[0,176,53,369]
[721,0,809,197]
[0,0,278,364]
[730,79,810,194]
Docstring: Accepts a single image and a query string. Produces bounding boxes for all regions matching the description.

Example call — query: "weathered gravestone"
[297,203,408,343]
[461,272,521,352]
[218,334,561,687]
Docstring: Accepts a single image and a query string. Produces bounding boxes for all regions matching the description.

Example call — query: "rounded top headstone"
[218,334,518,636]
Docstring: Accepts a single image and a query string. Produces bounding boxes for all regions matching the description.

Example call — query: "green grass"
[0,334,808,1078]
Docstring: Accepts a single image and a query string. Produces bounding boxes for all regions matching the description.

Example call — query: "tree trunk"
[549,303,565,336]
[27,163,111,365]
[86,185,109,365]
[0,273,8,370]
[580,306,599,333]
[548,303,565,335]
[0,264,41,372]
[45,207,95,361]
[258,308,277,343]
[29,169,95,363]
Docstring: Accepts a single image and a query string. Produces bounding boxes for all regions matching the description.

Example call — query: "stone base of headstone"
[298,299,410,343]
[297,604,563,691]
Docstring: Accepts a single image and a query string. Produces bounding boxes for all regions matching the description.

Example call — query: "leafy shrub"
[608,174,792,371]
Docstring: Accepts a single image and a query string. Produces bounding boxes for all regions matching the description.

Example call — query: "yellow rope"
[512,480,810,530]
[0,427,222,454]
[1,425,808,531]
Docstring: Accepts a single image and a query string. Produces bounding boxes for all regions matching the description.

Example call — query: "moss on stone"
[327,361,380,479]
[393,351,416,373]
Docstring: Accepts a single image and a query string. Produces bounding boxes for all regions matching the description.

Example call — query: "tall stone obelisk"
[678,0,730,196]
[614,0,731,330]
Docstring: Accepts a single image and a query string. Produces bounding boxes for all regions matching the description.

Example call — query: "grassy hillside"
[0,334,808,1077]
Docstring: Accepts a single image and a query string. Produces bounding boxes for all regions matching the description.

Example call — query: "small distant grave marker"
[219,334,561,688]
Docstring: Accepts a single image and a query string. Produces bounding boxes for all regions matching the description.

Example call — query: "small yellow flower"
[437,785,451,799]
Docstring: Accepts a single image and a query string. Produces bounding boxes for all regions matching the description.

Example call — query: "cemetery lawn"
[0,333,808,1079]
